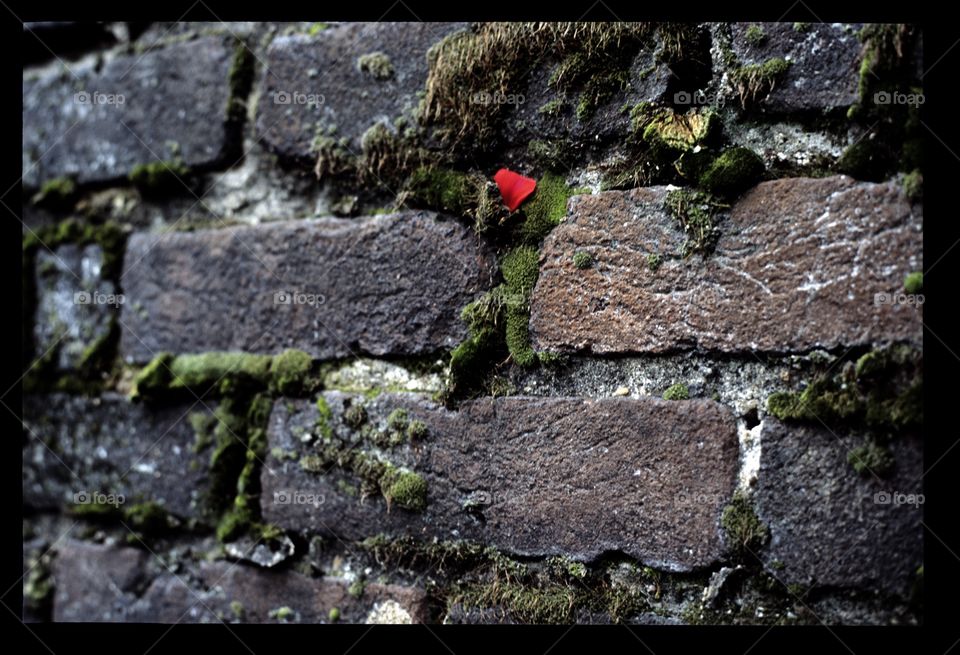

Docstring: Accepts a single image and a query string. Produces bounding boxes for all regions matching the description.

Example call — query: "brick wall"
[21,21,923,625]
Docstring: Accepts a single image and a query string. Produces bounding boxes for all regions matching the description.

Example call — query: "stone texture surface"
[726,22,863,112]
[22,394,212,519]
[261,393,739,571]
[51,539,429,623]
[33,244,118,371]
[119,211,495,363]
[756,419,923,598]
[257,22,467,161]
[22,36,237,188]
[530,176,922,355]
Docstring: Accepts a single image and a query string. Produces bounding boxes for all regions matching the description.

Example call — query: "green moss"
[837,138,889,182]
[328,607,340,622]
[123,501,173,537]
[902,169,922,202]
[698,147,765,198]
[358,52,394,80]
[528,138,570,172]
[270,349,314,394]
[745,25,766,47]
[847,442,894,477]
[647,253,662,271]
[768,346,922,432]
[721,491,769,556]
[405,166,471,215]
[903,271,923,294]
[24,550,54,615]
[517,173,575,244]
[793,22,811,33]
[312,133,356,179]
[664,189,726,257]
[128,160,191,193]
[662,383,689,401]
[380,466,428,511]
[572,251,593,269]
[407,419,428,440]
[423,23,654,152]
[69,500,122,520]
[269,606,294,621]
[230,600,245,620]
[32,177,77,208]
[134,350,317,398]
[171,352,273,395]
[348,578,366,599]
[315,396,334,439]
[729,58,790,108]
[307,22,328,36]
[639,106,717,153]
[343,402,368,429]
[386,408,409,432]
[226,40,255,125]
[538,98,564,116]
[501,246,540,367]
[22,218,127,280]
[131,352,174,397]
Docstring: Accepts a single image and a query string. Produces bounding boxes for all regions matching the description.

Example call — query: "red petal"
[494,168,537,212]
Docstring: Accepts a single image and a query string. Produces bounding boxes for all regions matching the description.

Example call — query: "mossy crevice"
[421,22,656,154]
[721,491,769,558]
[132,349,321,399]
[766,345,922,433]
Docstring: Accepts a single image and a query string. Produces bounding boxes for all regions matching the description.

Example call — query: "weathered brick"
[530,176,922,355]
[756,419,923,597]
[119,211,496,363]
[32,244,118,371]
[725,22,863,112]
[22,36,238,188]
[256,22,466,161]
[261,393,739,571]
[22,394,212,519]
[52,539,429,623]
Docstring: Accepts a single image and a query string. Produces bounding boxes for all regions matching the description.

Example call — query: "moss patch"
[729,58,790,108]
[903,271,922,294]
[128,159,191,194]
[572,251,593,269]
[132,350,318,399]
[662,383,689,400]
[721,491,769,557]
[501,246,540,367]
[698,147,765,198]
[847,441,895,477]
[767,345,922,433]
[358,52,394,80]
[664,189,726,257]
[422,23,655,153]
[31,177,77,209]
